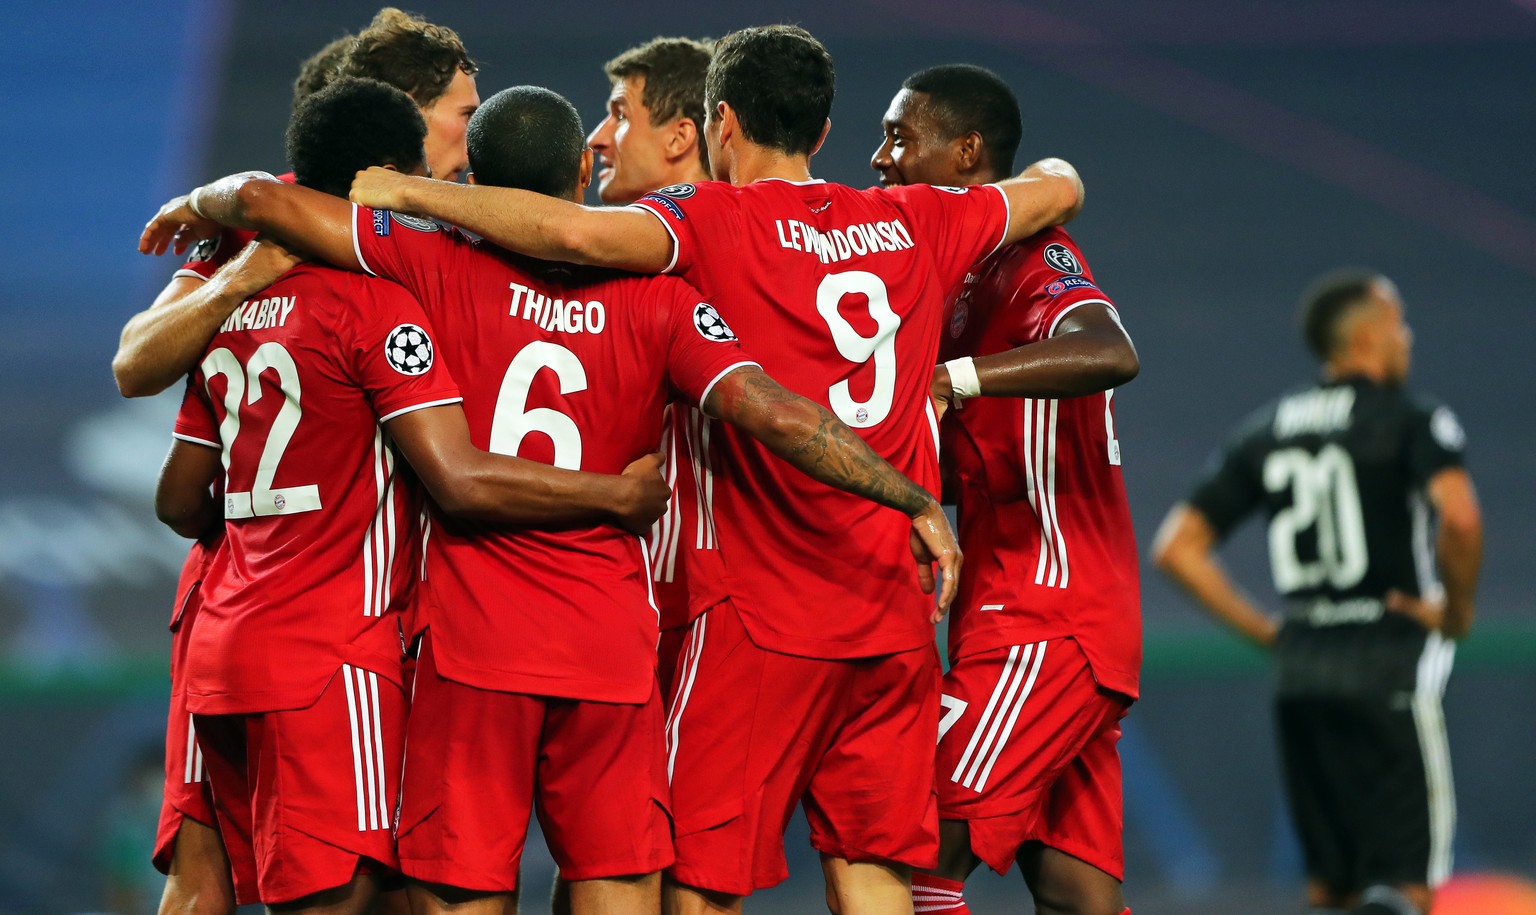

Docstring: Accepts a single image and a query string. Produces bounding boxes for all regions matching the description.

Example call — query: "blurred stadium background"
[3,1,1533,912]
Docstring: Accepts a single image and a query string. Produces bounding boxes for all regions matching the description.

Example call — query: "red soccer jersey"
[351,205,756,703]
[631,179,1009,659]
[938,228,1141,699]
[647,404,717,632]
[173,263,461,713]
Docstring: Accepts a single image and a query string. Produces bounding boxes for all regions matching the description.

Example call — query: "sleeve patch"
[1045,276,1099,297]
[653,183,697,199]
[693,303,737,342]
[372,209,391,236]
[188,235,222,262]
[933,185,970,194]
[391,212,440,233]
[1042,243,1083,275]
[1430,406,1466,451]
[385,323,435,375]
[639,194,686,221]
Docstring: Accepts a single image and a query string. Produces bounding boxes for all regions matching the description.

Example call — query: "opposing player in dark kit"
[871,64,1142,915]
[1155,271,1482,915]
[348,24,1084,914]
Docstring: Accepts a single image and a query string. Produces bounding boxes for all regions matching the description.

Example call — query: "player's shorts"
[1277,693,1453,893]
[153,577,218,875]
[664,599,941,896]
[396,628,672,890]
[935,638,1131,880]
[194,664,405,906]
[658,623,688,707]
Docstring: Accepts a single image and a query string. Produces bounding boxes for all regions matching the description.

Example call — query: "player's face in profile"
[421,69,481,183]
[588,76,674,205]
[871,89,960,188]
[1370,281,1414,383]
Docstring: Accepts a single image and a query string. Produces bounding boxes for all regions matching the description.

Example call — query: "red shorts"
[664,600,940,895]
[936,638,1130,879]
[658,623,688,707]
[153,578,218,875]
[396,628,672,889]
[195,664,405,905]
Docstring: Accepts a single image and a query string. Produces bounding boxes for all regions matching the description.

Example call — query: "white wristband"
[187,187,208,218]
[944,357,982,401]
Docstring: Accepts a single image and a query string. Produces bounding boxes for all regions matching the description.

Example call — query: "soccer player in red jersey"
[144,82,956,915]
[870,66,1141,915]
[151,78,668,914]
[347,25,1085,914]
[584,35,715,705]
[115,7,480,400]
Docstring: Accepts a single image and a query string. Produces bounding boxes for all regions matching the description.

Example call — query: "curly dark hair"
[291,33,354,110]
[705,25,833,157]
[287,77,427,197]
[342,7,477,108]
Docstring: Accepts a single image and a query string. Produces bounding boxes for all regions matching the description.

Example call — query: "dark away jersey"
[1188,376,1467,695]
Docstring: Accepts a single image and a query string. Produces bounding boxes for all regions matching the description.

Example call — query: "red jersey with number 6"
[351,205,756,703]
[938,228,1141,699]
[631,179,1009,659]
[173,263,462,714]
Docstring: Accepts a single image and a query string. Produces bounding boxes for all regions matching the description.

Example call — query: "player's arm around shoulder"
[700,364,962,617]
[348,168,674,273]
[996,157,1085,245]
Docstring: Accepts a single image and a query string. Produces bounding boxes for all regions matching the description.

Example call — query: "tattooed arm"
[702,365,962,617]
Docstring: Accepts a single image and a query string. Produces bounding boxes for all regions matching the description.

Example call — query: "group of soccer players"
[113,9,1480,915]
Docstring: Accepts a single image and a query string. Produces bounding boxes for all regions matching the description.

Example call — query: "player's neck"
[725,143,814,187]
[1322,356,1388,385]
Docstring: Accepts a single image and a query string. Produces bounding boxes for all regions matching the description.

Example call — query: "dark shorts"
[1276,691,1454,893]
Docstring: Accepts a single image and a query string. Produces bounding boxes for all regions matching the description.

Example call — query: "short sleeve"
[1406,400,1467,486]
[350,204,461,311]
[659,282,759,406]
[172,376,221,449]
[1186,431,1265,540]
[339,277,463,423]
[999,229,1116,346]
[628,182,739,279]
[886,183,1009,291]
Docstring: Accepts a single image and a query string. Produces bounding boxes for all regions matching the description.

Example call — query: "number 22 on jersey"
[201,343,322,519]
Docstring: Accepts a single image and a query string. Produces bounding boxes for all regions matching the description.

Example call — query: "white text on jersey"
[219,296,297,333]
[1274,387,1355,439]
[508,282,608,335]
[774,218,914,264]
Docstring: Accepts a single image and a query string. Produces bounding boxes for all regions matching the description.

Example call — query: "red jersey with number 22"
[939,228,1141,698]
[352,205,756,703]
[631,179,1008,659]
[173,263,462,713]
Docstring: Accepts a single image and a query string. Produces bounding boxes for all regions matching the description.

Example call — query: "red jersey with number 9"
[631,179,1009,659]
[173,263,463,714]
[351,205,756,703]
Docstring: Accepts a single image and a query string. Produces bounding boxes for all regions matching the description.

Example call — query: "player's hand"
[351,166,416,213]
[930,364,955,423]
[909,499,962,622]
[1385,589,1446,633]
[615,452,670,536]
[232,235,305,289]
[140,194,221,257]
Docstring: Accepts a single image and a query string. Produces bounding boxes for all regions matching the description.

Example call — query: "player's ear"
[955,131,984,174]
[667,117,698,163]
[577,147,594,197]
[809,119,831,157]
[714,101,735,147]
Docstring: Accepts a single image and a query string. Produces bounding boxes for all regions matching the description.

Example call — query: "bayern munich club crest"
[385,324,435,375]
[693,303,737,342]
[1043,242,1083,275]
